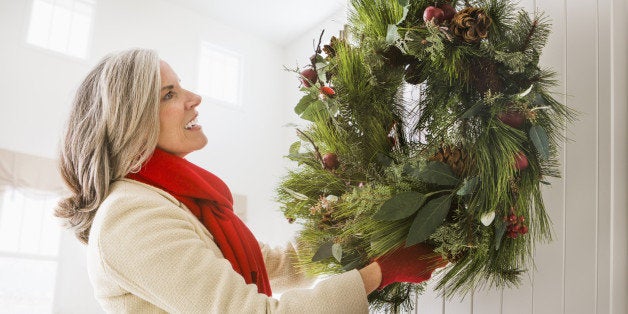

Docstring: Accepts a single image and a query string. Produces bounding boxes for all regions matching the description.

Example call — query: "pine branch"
[520,18,538,52]
[297,128,324,167]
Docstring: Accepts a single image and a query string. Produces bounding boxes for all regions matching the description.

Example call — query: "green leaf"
[397,6,409,25]
[313,54,325,63]
[315,63,328,82]
[332,243,342,262]
[417,161,460,186]
[517,85,534,98]
[373,191,428,221]
[494,219,507,250]
[533,93,547,106]
[406,195,452,246]
[289,141,301,155]
[397,0,408,6]
[376,152,393,167]
[300,100,326,122]
[529,125,550,160]
[294,94,315,115]
[540,180,551,185]
[312,241,334,262]
[461,103,485,118]
[457,176,479,196]
[386,24,400,44]
[342,259,362,271]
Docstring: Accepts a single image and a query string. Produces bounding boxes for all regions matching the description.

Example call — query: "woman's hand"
[373,243,447,290]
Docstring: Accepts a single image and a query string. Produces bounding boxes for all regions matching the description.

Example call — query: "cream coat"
[86,178,369,313]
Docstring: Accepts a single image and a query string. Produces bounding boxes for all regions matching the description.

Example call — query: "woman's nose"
[185,91,202,110]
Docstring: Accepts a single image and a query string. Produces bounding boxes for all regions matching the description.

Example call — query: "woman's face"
[157,61,208,157]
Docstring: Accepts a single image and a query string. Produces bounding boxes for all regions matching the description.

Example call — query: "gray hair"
[55,49,161,244]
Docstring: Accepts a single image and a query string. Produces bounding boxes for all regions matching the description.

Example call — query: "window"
[198,42,242,107]
[0,188,61,312]
[26,0,96,59]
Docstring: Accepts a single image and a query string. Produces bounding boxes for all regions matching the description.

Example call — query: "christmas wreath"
[277,0,574,311]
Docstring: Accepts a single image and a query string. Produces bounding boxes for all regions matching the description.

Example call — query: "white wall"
[413,0,628,313]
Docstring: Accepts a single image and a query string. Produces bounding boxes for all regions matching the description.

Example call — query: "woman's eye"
[163,91,174,100]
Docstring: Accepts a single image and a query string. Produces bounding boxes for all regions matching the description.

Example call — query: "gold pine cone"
[450,7,492,43]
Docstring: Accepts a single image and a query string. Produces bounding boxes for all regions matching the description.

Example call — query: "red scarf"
[127,148,272,296]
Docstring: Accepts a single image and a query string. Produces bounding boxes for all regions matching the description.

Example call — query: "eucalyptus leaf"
[294,94,315,115]
[529,125,550,160]
[517,85,534,98]
[480,211,496,226]
[342,259,362,271]
[376,152,393,167]
[461,103,485,119]
[300,100,326,122]
[456,176,479,196]
[417,161,460,186]
[406,195,452,246]
[397,6,409,25]
[540,180,551,185]
[332,243,342,262]
[289,141,301,155]
[533,93,547,106]
[494,219,507,250]
[397,0,408,6]
[282,187,308,201]
[373,191,427,221]
[386,24,400,44]
[313,54,325,63]
[312,241,334,262]
[316,66,327,83]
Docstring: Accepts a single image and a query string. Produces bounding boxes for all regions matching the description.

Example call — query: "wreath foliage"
[277,0,574,311]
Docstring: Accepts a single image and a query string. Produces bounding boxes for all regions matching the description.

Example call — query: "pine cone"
[429,144,473,177]
[322,36,339,58]
[470,57,503,93]
[450,8,492,43]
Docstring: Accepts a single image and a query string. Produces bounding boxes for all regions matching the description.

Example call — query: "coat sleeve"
[95,193,369,313]
[259,242,317,292]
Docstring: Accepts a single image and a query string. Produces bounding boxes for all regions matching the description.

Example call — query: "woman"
[55,49,444,313]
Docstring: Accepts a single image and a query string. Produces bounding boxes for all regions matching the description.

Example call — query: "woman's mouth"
[185,117,200,130]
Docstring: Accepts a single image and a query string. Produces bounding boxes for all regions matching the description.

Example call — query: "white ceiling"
[170,0,348,46]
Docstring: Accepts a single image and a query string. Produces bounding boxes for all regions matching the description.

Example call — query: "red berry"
[322,153,339,170]
[439,3,456,21]
[423,6,445,24]
[508,214,517,223]
[520,225,529,235]
[515,151,529,170]
[300,68,318,87]
[320,86,336,97]
[498,110,526,128]
[519,216,525,222]
[511,225,521,233]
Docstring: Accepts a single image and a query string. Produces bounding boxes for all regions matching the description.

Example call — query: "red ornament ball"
[423,6,445,24]
[300,68,318,87]
[439,3,456,21]
[498,110,526,128]
[320,86,336,97]
[322,153,339,170]
[515,151,529,170]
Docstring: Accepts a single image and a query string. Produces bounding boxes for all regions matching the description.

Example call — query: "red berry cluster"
[505,212,528,239]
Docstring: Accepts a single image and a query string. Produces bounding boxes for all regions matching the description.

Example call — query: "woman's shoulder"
[89,178,191,243]
[104,178,181,207]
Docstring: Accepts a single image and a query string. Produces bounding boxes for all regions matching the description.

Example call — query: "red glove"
[374,243,447,289]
